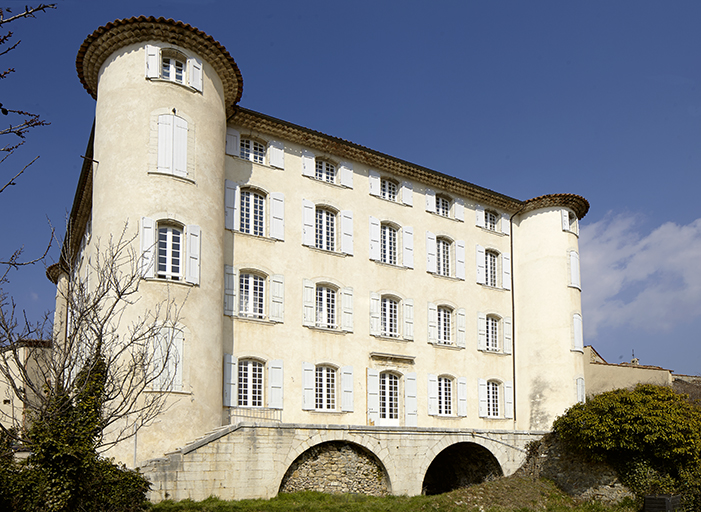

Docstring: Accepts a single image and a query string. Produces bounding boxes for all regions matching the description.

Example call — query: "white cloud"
[580,213,701,338]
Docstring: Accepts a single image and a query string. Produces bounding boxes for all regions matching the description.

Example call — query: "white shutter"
[268,140,285,169]
[302,280,315,326]
[223,354,236,407]
[302,362,314,410]
[457,377,467,417]
[477,313,487,351]
[504,317,513,354]
[427,302,438,343]
[456,240,466,280]
[341,287,354,332]
[270,192,285,241]
[501,213,510,235]
[367,368,379,425]
[302,199,315,246]
[225,180,237,230]
[188,56,203,92]
[270,274,285,323]
[455,198,465,221]
[476,245,486,284]
[140,217,155,278]
[185,225,201,285]
[570,251,581,289]
[425,188,436,213]
[403,226,414,269]
[226,128,240,156]
[341,366,354,412]
[405,372,418,427]
[269,360,284,409]
[426,231,437,273]
[341,210,354,255]
[505,381,514,419]
[502,253,511,290]
[157,114,173,173]
[456,308,466,348]
[402,181,413,206]
[171,329,184,392]
[403,299,414,341]
[339,161,353,188]
[576,377,586,403]
[224,265,236,316]
[369,216,381,261]
[478,379,488,417]
[427,374,438,416]
[573,314,584,351]
[369,170,381,196]
[301,150,315,177]
[369,292,381,336]
[562,210,570,231]
[145,44,160,78]
[476,205,485,228]
[173,116,188,178]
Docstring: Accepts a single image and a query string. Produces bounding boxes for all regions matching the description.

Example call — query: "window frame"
[436,237,451,277]
[436,195,451,217]
[380,296,400,338]
[239,138,266,164]
[315,207,336,251]
[157,224,183,281]
[380,178,399,202]
[485,210,498,231]
[486,380,500,418]
[438,376,453,416]
[315,365,337,411]
[485,250,498,287]
[237,359,264,408]
[239,188,266,237]
[486,315,499,352]
[161,49,186,84]
[238,272,266,319]
[315,159,336,183]
[315,284,338,329]
[379,372,400,425]
[381,223,398,265]
[437,306,452,345]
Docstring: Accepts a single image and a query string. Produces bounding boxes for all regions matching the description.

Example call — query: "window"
[381,179,398,201]
[381,297,399,337]
[379,372,399,424]
[486,316,499,351]
[436,196,451,217]
[315,208,336,251]
[438,377,452,416]
[157,225,182,280]
[436,238,451,276]
[562,209,579,235]
[381,224,398,265]
[240,139,265,164]
[238,359,263,407]
[157,114,188,177]
[485,211,497,231]
[152,326,183,391]
[240,189,265,236]
[239,273,265,319]
[315,159,335,183]
[315,366,336,410]
[315,285,337,329]
[146,45,202,91]
[485,250,497,287]
[437,306,452,345]
[486,381,499,418]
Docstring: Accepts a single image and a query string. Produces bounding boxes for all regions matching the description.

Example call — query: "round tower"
[512,194,589,431]
[76,17,243,464]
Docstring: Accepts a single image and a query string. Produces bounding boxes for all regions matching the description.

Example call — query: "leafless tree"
[0,226,184,453]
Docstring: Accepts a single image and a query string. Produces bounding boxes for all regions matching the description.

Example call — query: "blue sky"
[1,1,700,375]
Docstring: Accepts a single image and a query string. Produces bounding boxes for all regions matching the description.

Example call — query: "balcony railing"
[227,407,282,424]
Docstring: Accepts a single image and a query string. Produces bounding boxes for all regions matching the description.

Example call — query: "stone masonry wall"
[279,441,389,496]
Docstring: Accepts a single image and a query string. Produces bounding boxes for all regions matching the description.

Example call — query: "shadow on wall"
[278,441,390,496]
[422,442,503,495]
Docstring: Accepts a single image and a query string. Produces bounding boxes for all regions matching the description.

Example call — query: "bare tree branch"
[0,4,56,26]
[0,154,37,194]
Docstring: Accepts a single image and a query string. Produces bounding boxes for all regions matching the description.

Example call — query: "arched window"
[485,211,498,231]
[240,188,265,236]
[381,223,398,265]
[486,380,499,418]
[381,296,399,337]
[238,359,264,407]
[436,237,451,276]
[239,273,265,319]
[437,306,452,345]
[315,159,335,183]
[315,365,336,410]
[315,207,336,251]
[157,224,183,280]
[240,138,265,164]
[161,49,186,84]
[486,315,499,351]
[485,250,498,287]
[438,376,452,416]
[315,284,337,329]
[436,195,451,217]
[379,372,399,425]
[381,178,398,201]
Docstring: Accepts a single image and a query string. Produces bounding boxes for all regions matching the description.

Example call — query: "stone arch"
[421,441,503,495]
[278,441,390,496]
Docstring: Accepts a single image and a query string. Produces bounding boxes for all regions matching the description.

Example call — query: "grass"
[148,475,640,512]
